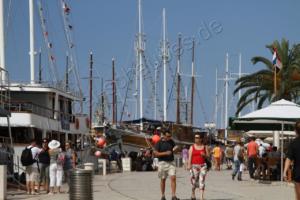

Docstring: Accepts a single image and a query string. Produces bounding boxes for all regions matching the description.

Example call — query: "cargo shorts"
[158,161,176,179]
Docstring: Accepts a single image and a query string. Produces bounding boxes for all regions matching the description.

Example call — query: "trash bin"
[175,157,183,167]
[69,169,93,200]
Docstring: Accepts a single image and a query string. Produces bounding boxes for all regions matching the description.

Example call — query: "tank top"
[191,145,206,165]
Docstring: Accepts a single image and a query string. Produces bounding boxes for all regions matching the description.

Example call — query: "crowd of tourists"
[21,138,76,195]
[19,121,300,200]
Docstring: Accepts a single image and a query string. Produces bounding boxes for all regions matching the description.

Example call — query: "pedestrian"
[38,138,50,193]
[63,141,76,191]
[154,131,180,200]
[258,143,266,158]
[225,144,234,169]
[182,145,189,170]
[48,140,64,194]
[21,139,41,195]
[187,133,210,200]
[212,143,222,171]
[284,121,300,199]
[232,142,244,181]
[246,137,258,179]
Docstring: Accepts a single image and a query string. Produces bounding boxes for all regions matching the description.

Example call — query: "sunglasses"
[165,135,172,138]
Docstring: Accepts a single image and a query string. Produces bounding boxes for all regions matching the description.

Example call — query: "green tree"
[234,39,300,116]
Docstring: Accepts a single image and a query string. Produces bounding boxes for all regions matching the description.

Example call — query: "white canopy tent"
[232,99,300,181]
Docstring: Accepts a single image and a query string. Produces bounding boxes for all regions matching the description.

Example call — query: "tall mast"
[135,41,138,119]
[89,51,93,129]
[112,58,116,124]
[154,63,158,120]
[176,34,181,124]
[238,53,242,117]
[0,0,5,83]
[215,68,218,127]
[138,0,144,130]
[224,53,229,143]
[101,78,105,123]
[185,86,188,124]
[29,0,35,84]
[162,8,168,122]
[190,39,195,125]
[65,54,69,91]
[38,48,42,84]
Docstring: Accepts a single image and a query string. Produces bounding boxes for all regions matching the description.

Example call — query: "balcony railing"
[7,101,75,124]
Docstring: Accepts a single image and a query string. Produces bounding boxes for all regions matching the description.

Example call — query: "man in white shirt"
[258,144,266,158]
[25,140,41,195]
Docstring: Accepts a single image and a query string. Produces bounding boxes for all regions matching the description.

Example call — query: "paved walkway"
[7,168,295,200]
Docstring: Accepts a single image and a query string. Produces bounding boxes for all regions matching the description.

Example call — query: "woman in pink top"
[187,133,210,200]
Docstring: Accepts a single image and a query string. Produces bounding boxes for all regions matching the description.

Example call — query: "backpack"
[21,147,35,166]
[56,152,65,165]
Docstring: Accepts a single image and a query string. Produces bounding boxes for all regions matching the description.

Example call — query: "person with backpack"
[38,138,50,193]
[21,139,41,195]
[187,133,210,200]
[48,140,64,194]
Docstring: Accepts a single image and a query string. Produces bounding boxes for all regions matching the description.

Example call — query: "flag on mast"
[272,47,282,72]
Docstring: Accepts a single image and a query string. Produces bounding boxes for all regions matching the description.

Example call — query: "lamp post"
[204,122,216,145]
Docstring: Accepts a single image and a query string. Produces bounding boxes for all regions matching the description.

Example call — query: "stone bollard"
[0,165,7,200]
[98,159,106,175]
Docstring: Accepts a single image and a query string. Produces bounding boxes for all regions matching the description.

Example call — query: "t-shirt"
[233,145,241,161]
[154,139,175,162]
[181,148,189,160]
[38,148,50,165]
[64,148,74,170]
[287,137,300,181]
[258,145,266,157]
[27,145,41,168]
[225,147,233,158]
[213,146,221,158]
[247,141,258,157]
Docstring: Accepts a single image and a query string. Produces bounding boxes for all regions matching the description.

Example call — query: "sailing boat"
[102,0,206,153]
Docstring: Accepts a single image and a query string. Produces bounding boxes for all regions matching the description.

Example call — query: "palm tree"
[234,39,300,116]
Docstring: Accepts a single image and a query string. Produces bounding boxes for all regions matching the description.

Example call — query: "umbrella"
[230,99,300,181]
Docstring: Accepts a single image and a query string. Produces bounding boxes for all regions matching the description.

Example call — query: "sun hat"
[48,140,61,149]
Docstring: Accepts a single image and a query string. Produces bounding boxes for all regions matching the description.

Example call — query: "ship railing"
[0,67,10,113]
[8,80,82,99]
[7,101,76,123]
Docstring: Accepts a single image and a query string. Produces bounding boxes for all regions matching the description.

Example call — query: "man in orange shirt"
[247,137,258,179]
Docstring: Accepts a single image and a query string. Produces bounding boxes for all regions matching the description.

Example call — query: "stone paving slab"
[7,168,295,200]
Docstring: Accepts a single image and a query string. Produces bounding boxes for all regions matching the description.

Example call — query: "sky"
[4,0,300,128]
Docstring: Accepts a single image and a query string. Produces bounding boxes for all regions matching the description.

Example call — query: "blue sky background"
[5,0,300,128]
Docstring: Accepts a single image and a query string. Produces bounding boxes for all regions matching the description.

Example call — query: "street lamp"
[204,122,216,145]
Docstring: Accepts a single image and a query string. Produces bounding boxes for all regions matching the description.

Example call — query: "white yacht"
[0,0,90,173]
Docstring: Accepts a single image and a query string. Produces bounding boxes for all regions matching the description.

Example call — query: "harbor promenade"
[7,167,295,200]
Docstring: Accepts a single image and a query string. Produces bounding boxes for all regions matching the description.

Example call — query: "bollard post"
[98,159,106,176]
[0,165,7,200]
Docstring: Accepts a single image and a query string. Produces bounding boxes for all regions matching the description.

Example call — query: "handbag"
[205,157,212,170]
[204,145,211,170]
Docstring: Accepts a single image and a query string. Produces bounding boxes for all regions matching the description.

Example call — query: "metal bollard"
[69,169,93,200]
[175,157,183,167]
